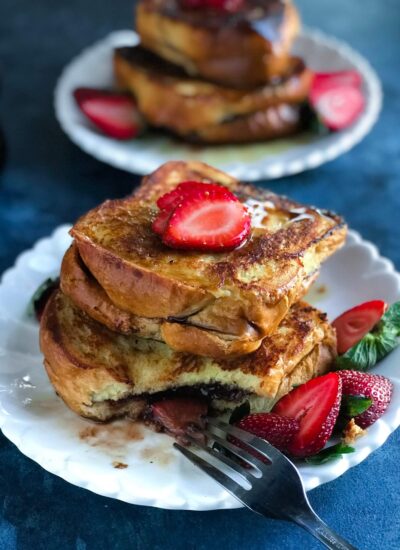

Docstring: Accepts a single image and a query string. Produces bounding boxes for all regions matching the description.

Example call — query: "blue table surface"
[1,0,400,548]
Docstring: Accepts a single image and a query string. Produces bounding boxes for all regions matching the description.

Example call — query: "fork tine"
[204,429,266,473]
[174,443,250,501]
[184,433,255,485]
[207,417,291,464]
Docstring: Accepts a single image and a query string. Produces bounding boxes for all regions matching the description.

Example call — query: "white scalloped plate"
[1,226,399,510]
[54,29,382,180]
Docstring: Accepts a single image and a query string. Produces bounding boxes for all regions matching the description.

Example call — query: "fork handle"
[292,510,358,550]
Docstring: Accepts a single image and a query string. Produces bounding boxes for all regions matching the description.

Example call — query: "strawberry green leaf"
[305,443,355,465]
[341,395,372,417]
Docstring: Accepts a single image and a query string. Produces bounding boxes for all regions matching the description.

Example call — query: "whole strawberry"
[338,370,393,428]
[235,412,300,452]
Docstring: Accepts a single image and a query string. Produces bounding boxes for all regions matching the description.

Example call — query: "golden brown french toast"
[136,0,300,88]
[69,161,346,358]
[40,290,336,422]
[114,46,311,142]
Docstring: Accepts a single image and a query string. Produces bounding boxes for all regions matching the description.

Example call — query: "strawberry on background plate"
[74,88,144,140]
[333,300,387,355]
[272,373,342,457]
[311,71,362,94]
[309,70,364,131]
[338,370,393,428]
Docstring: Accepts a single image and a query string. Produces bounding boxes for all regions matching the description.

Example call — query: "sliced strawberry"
[152,209,172,236]
[157,181,236,213]
[162,195,251,251]
[235,413,300,453]
[272,373,342,457]
[338,370,393,428]
[151,398,207,438]
[333,300,387,355]
[310,84,365,131]
[74,88,144,140]
[312,71,362,96]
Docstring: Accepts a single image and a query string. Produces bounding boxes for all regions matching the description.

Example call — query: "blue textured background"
[1,1,400,548]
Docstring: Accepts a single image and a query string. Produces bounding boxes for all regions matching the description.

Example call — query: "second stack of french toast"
[114,0,313,143]
[39,161,346,431]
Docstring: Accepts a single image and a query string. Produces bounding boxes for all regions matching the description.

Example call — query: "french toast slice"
[70,161,346,358]
[40,290,336,422]
[114,46,311,142]
[61,242,317,356]
[136,0,300,88]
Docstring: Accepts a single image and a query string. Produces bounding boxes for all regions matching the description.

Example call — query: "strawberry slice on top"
[162,194,251,251]
[153,181,251,251]
[156,181,236,213]
[272,372,342,457]
[332,300,387,355]
[74,88,144,140]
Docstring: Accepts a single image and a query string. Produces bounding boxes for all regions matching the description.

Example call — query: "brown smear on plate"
[79,419,173,468]
[140,445,173,467]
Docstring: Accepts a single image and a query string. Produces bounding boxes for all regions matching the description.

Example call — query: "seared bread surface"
[69,161,346,358]
[40,290,336,422]
[136,0,300,88]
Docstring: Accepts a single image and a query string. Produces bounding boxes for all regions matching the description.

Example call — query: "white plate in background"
[54,29,382,181]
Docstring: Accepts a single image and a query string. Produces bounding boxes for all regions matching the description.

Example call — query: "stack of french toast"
[39,161,347,434]
[113,0,313,143]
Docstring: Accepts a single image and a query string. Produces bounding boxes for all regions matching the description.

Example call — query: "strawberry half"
[151,398,207,438]
[272,373,342,457]
[338,370,393,428]
[310,84,365,131]
[74,88,144,140]
[162,194,251,251]
[235,413,300,453]
[333,300,387,355]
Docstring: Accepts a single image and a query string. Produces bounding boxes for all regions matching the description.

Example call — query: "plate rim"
[1,226,400,510]
[54,28,383,181]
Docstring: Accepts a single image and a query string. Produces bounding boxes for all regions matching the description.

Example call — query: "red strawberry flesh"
[152,209,171,236]
[333,300,387,354]
[312,71,362,94]
[74,88,142,140]
[235,413,300,452]
[272,373,342,457]
[151,398,207,439]
[157,181,236,212]
[311,85,365,131]
[338,370,393,428]
[162,195,251,251]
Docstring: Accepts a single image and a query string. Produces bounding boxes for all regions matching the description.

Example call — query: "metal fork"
[174,418,357,550]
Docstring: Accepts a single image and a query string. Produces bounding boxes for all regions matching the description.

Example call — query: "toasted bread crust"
[40,291,336,421]
[136,0,300,88]
[114,46,312,139]
[71,162,346,351]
